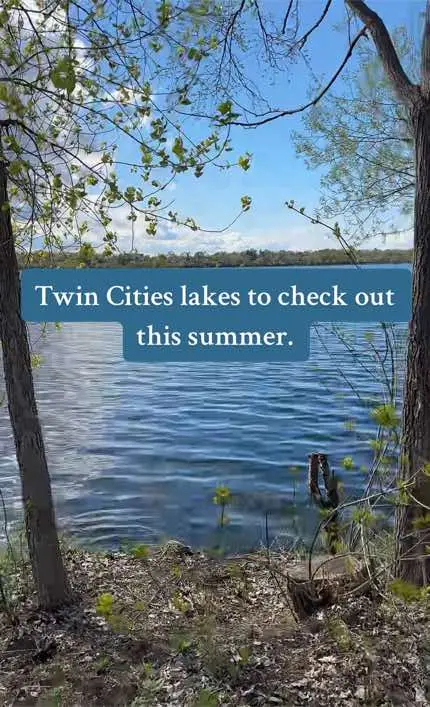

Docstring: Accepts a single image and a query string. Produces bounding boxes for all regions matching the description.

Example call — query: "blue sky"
[110,1,420,255]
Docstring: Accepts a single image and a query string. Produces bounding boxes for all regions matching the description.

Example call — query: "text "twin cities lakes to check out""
[32,284,396,309]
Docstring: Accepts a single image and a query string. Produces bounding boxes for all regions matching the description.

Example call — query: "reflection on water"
[0,320,407,551]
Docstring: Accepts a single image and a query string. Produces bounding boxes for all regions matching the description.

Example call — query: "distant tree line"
[22,246,412,269]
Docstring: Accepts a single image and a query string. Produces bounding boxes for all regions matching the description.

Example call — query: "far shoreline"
[20,247,413,269]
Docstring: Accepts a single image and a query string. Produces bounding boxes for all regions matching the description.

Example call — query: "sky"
[107,0,420,256]
[20,0,419,256]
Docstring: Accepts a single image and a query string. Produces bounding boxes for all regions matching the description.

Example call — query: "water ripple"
[0,319,407,551]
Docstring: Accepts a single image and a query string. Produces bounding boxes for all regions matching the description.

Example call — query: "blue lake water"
[0,268,410,552]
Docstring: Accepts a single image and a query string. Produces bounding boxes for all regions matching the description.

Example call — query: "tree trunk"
[395,101,430,585]
[0,161,70,608]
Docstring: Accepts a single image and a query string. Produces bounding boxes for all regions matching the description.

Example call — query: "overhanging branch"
[345,0,416,106]
[231,27,367,127]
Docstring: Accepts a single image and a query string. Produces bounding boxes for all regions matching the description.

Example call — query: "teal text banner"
[21,267,412,362]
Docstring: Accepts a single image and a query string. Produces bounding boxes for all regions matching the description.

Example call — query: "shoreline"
[19,249,412,270]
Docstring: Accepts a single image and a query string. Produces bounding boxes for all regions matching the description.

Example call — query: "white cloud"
[81,205,413,256]
[104,87,151,128]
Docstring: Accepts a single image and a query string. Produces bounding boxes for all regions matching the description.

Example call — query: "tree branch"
[345,0,416,106]
[231,27,367,127]
[290,0,333,54]
[282,0,295,34]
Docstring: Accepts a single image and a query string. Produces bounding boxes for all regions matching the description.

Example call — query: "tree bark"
[395,100,430,586]
[344,0,430,586]
[0,160,70,608]
[421,1,430,99]
[345,0,414,105]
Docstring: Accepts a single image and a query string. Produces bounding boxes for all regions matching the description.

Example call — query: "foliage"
[212,486,232,506]
[0,0,249,256]
[171,591,191,614]
[306,319,407,561]
[130,543,150,560]
[389,578,430,603]
[95,588,147,633]
[0,522,28,622]
[213,485,232,529]
[20,247,412,269]
[292,26,416,244]
[95,592,114,619]
[326,617,352,651]
[351,508,376,527]
[371,404,399,429]
[193,689,220,707]
[412,513,430,530]
[176,637,193,654]
[30,354,43,369]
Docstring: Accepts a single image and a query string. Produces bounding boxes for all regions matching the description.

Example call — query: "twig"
[264,512,299,622]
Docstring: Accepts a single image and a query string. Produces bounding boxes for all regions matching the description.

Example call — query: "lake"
[0,273,409,552]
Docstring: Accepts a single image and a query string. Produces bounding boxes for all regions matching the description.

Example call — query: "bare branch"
[231,27,367,127]
[290,0,333,55]
[282,0,295,35]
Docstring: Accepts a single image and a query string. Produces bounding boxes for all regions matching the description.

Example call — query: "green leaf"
[131,543,150,559]
[213,485,232,505]
[238,645,250,663]
[240,195,252,211]
[31,354,43,369]
[238,153,251,171]
[172,137,185,160]
[217,100,232,115]
[50,57,76,95]
[412,513,430,529]
[371,404,399,429]
[389,578,425,603]
[352,508,375,526]
[194,689,219,707]
[53,174,62,190]
[96,592,114,618]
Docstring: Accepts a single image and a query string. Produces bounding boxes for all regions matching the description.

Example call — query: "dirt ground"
[0,544,429,706]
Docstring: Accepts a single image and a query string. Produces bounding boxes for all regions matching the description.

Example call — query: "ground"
[0,544,429,706]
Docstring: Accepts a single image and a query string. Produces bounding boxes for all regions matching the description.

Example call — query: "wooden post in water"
[308,452,340,555]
